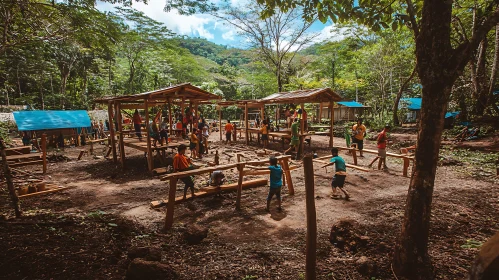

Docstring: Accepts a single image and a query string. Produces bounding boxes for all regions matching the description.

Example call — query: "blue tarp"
[13,110,91,131]
[400,98,422,110]
[445,111,460,119]
[337,101,366,108]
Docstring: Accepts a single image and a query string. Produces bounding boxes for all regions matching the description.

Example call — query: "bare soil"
[1,133,498,279]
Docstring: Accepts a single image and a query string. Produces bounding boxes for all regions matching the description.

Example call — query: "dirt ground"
[1,132,498,279]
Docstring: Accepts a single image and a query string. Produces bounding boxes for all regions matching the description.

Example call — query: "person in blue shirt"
[267,156,283,212]
[322,147,350,200]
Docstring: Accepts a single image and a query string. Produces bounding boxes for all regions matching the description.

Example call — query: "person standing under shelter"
[352,118,366,157]
[160,117,168,145]
[225,120,234,142]
[132,109,143,141]
[284,118,300,158]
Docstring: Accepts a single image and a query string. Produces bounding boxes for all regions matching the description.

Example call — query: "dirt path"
[1,134,497,279]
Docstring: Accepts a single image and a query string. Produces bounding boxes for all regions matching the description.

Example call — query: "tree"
[216,3,318,92]
[257,0,499,278]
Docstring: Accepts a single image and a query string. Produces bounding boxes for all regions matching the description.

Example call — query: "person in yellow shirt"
[352,118,367,157]
[225,120,234,142]
[173,144,196,200]
[190,128,199,159]
[260,119,269,148]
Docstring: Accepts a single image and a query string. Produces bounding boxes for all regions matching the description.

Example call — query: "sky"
[96,0,340,48]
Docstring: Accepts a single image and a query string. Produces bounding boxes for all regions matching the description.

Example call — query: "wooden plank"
[313,159,370,172]
[235,163,245,210]
[152,178,268,208]
[8,160,43,167]
[5,146,31,156]
[282,158,294,195]
[18,185,69,198]
[6,153,42,161]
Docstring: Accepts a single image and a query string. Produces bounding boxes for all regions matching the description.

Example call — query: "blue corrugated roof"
[13,110,91,131]
[337,101,365,108]
[445,111,460,118]
[400,98,422,110]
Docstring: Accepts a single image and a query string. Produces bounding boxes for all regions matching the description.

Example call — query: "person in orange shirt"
[173,144,196,199]
[260,119,269,148]
[225,120,234,142]
[190,128,199,159]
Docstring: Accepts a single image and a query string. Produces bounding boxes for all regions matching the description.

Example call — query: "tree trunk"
[393,67,417,126]
[1,138,21,218]
[488,24,499,115]
[277,67,283,92]
[60,66,69,109]
[393,0,457,278]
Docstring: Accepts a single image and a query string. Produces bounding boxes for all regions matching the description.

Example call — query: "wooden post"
[235,163,245,210]
[108,102,117,162]
[168,98,173,137]
[403,157,410,177]
[245,102,249,145]
[0,139,21,217]
[351,147,358,165]
[303,155,317,280]
[219,107,222,141]
[180,97,185,138]
[282,158,294,195]
[319,103,323,124]
[41,133,47,174]
[89,138,94,155]
[145,100,153,172]
[300,104,305,157]
[260,105,265,121]
[165,177,177,230]
[329,102,334,148]
[115,102,125,168]
[189,102,193,133]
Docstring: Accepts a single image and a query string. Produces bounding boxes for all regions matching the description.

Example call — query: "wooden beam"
[168,98,173,137]
[303,155,317,280]
[115,102,125,168]
[282,158,294,195]
[219,107,222,141]
[107,102,117,162]
[41,133,47,174]
[313,158,370,172]
[245,102,249,145]
[145,100,153,172]
[329,101,334,147]
[300,103,305,157]
[319,103,323,123]
[18,186,70,198]
[164,177,177,230]
[235,163,245,210]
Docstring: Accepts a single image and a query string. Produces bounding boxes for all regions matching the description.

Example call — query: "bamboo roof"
[94,83,221,104]
[257,88,341,104]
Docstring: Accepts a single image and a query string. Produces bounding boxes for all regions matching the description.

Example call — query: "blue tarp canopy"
[445,111,460,119]
[400,98,422,110]
[13,110,91,131]
[337,101,366,108]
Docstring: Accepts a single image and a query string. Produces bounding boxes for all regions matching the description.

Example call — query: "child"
[225,120,233,142]
[322,147,350,200]
[173,144,196,200]
[267,156,283,212]
[150,120,160,147]
[160,117,168,145]
[368,125,390,170]
[209,170,226,187]
[190,128,199,159]
[260,119,269,149]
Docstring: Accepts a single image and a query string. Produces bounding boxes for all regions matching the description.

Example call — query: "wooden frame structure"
[159,155,295,230]
[218,88,342,157]
[95,83,221,172]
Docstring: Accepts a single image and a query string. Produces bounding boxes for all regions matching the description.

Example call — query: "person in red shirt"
[132,109,143,141]
[368,125,390,170]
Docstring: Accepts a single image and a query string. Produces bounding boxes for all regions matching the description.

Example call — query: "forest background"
[0,0,497,125]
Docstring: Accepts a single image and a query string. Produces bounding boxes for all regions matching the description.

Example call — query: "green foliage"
[461,239,483,249]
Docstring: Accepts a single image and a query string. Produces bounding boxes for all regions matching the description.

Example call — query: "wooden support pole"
[219,107,222,141]
[41,133,47,174]
[181,97,185,138]
[108,102,117,162]
[189,102,193,133]
[115,102,125,168]
[0,139,21,217]
[165,177,177,230]
[319,103,323,123]
[235,162,245,210]
[303,155,317,280]
[282,158,294,195]
[145,100,153,172]
[403,158,410,177]
[300,103,305,157]
[260,106,265,121]
[245,102,249,145]
[168,98,173,137]
[329,101,334,148]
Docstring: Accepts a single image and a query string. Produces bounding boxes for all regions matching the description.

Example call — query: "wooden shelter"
[94,83,221,172]
[218,88,342,157]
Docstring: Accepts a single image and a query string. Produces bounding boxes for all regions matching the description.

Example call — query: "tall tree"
[216,3,318,92]
[257,0,499,278]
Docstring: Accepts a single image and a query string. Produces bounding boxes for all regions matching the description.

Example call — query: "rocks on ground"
[125,258,178,280]
[329,219,370,253]
[183,224,209,245]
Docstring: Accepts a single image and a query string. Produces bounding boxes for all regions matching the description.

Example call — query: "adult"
[132,109,143,141]
[160,117,168,145]
[284,118,300,158]
[225,120,234,142]
[352,118,367,157]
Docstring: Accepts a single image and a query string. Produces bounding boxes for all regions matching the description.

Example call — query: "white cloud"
[97,0,216,40]
[222,30,236,41]
[314,24,348,43]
